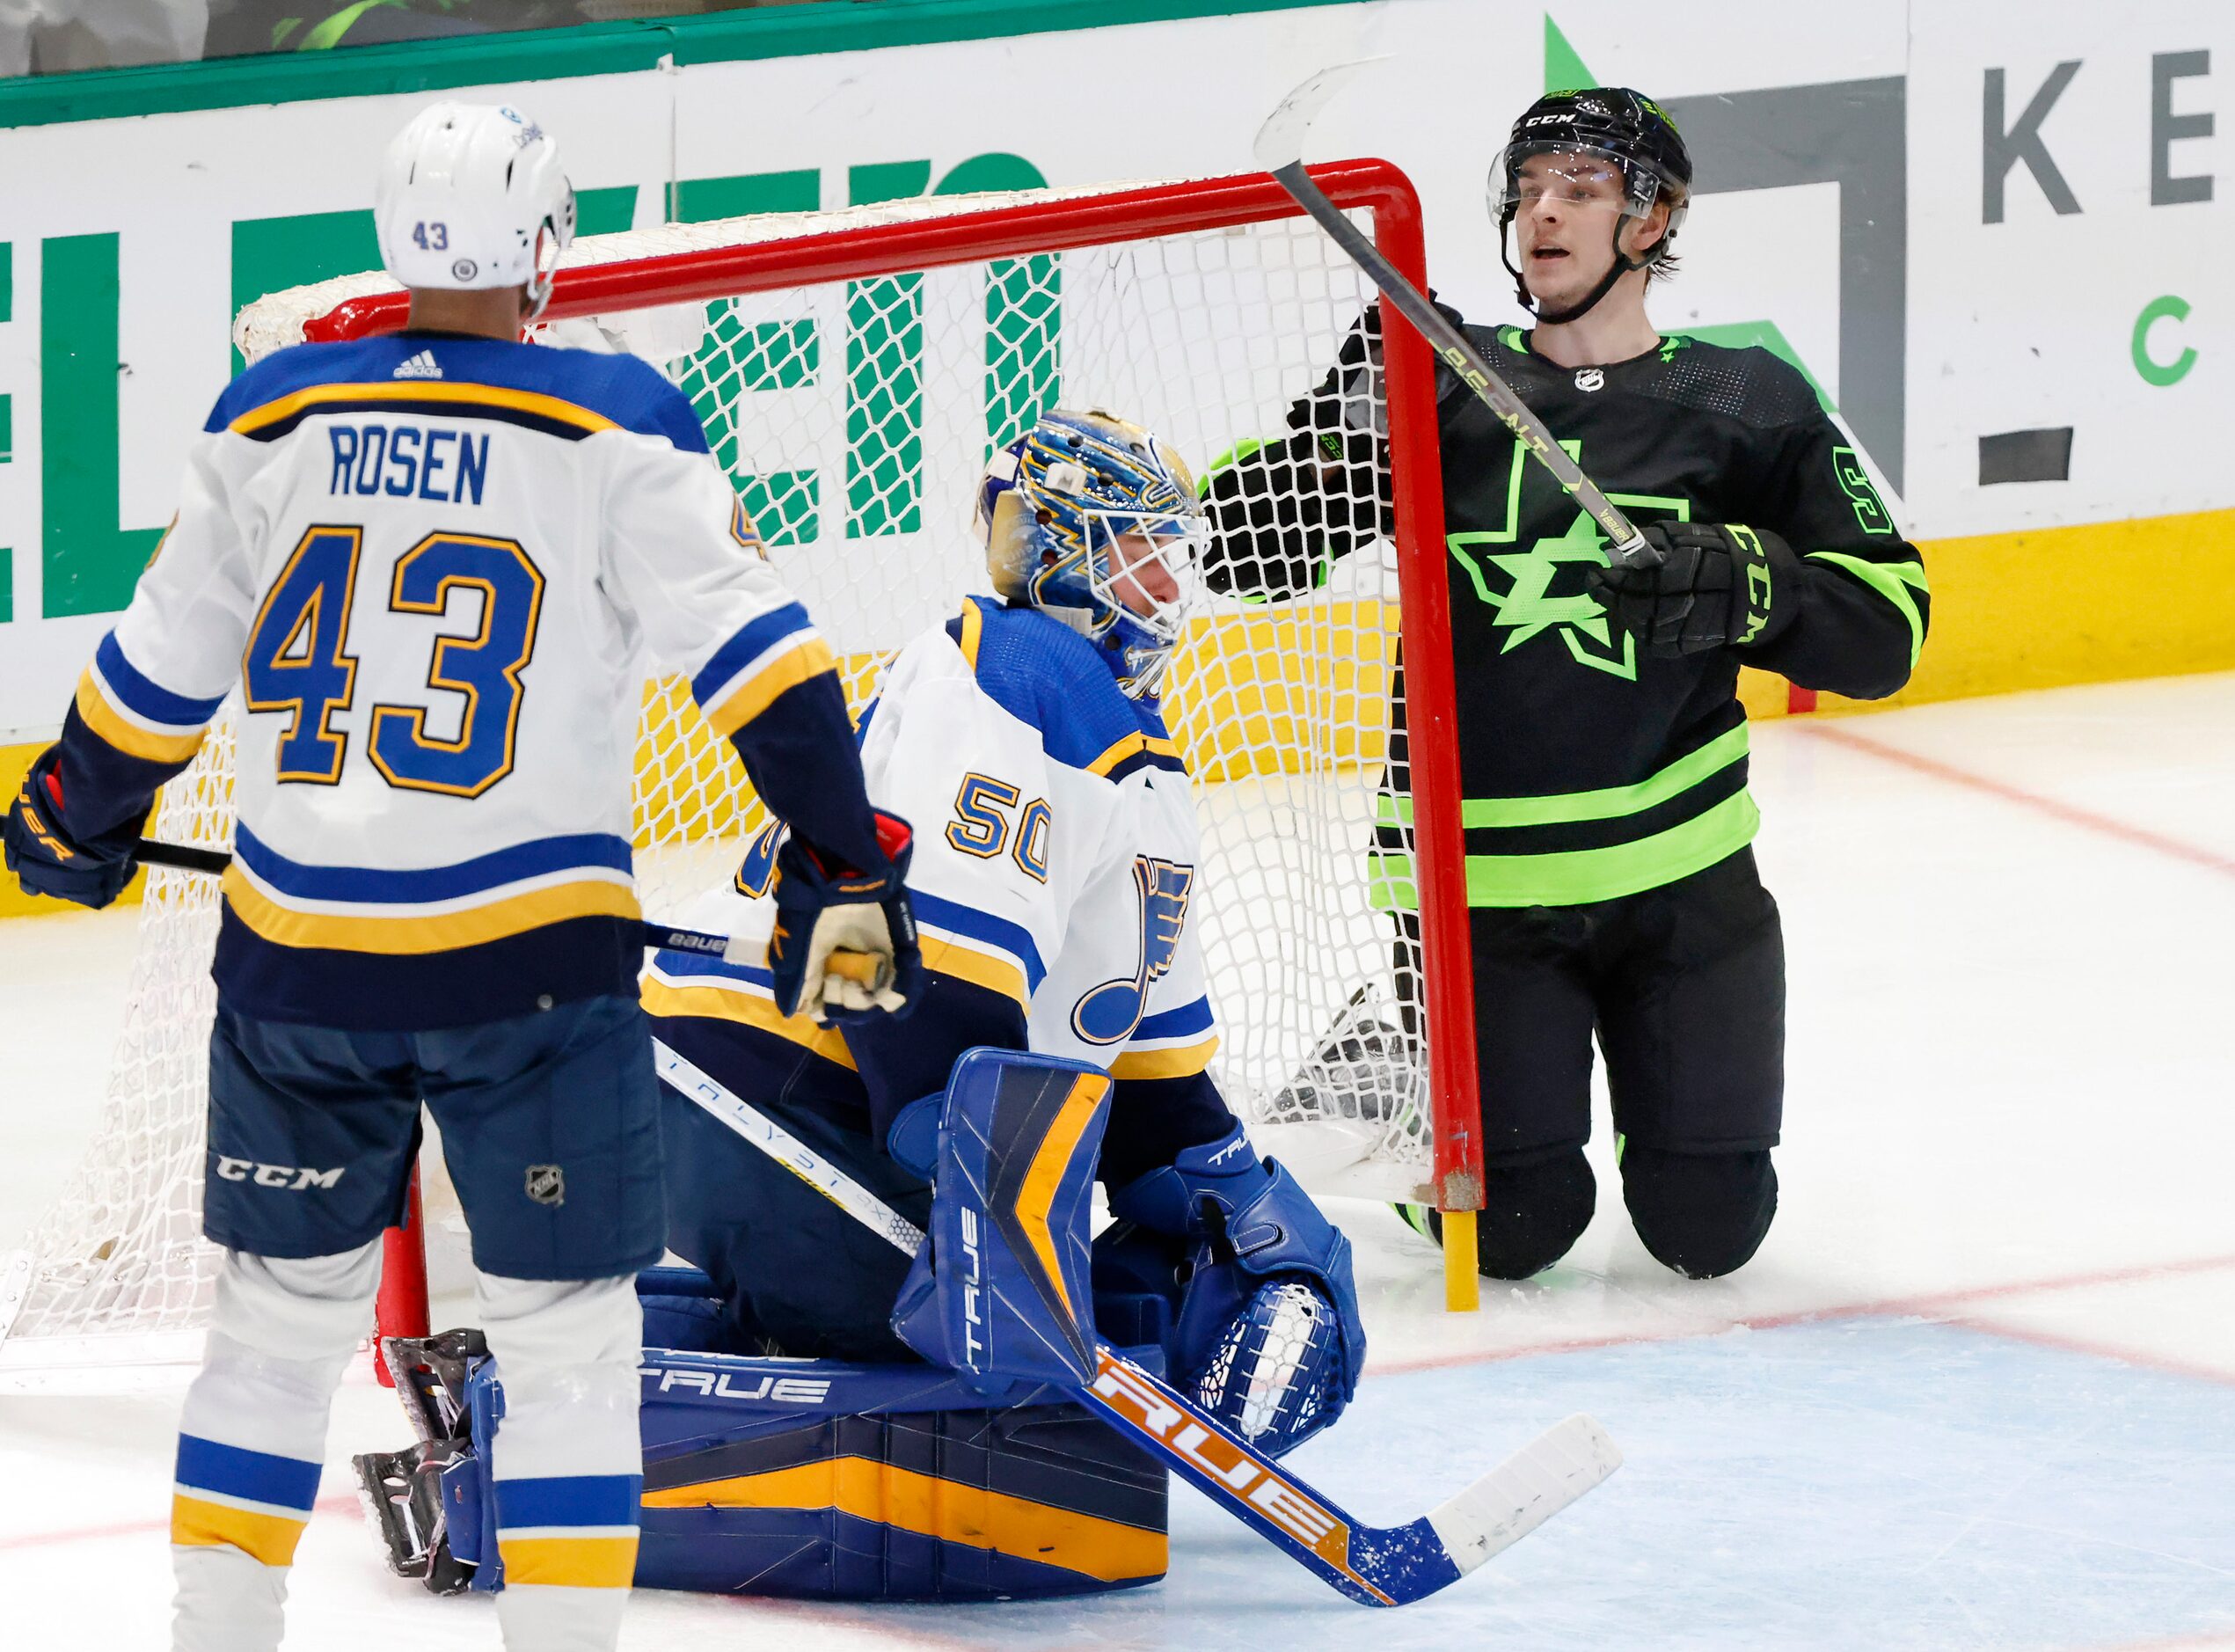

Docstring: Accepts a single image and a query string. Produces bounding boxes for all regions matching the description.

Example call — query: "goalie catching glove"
[1098,1122,1365,1458]
[763,808,924,1023]
[1586,521,1800,658]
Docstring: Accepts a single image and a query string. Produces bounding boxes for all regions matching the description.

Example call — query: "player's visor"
[1489,143,1659,220]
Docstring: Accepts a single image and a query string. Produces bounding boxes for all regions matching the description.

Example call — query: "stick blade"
[1425,1413,1621,1575]
[1253,57,1391,172]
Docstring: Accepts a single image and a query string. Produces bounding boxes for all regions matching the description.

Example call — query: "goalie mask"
[976,410,1207,699]
[376,101,577,321]
[1490,86,1691,325]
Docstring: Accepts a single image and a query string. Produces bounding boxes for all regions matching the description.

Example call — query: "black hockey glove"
[767,809,923,1026]
[3,749,144,910]
[1586,522,1800,658]
[1199,296,1469,601]
[1292,294,1470,455]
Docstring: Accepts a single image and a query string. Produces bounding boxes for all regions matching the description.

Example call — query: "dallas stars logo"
[1447,440,1688,683]
[1472,510,1638,677]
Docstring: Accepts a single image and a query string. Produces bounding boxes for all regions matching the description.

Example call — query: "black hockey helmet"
[1491,87,1692,325]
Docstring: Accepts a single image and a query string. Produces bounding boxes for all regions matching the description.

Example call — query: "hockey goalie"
[358,410,1369,1602]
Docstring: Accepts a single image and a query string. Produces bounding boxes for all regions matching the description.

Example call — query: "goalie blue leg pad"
[891,1049,1112,1393]
[634,1356,1167,1598]
[420,1328,1172,1600]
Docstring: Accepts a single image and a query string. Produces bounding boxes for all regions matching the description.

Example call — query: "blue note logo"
[1071,857,1194,1045]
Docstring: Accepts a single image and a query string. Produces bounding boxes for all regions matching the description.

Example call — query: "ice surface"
[4,672,2234,1648]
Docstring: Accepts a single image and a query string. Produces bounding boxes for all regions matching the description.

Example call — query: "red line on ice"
[1943,1312,2235,1391]
[1793,720,2235,881]
[1369,1252,2235,1376]
[0,1491,358,1553]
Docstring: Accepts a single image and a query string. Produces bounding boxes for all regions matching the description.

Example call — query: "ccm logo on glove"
[1585,521,1800,658]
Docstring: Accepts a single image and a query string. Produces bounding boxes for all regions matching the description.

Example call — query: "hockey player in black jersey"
[1203,88,1928,1282]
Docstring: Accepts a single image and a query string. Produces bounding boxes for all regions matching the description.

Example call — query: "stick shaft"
[136,837,230,876]
[1268,161,1656,569]
[657,1041,927,1253]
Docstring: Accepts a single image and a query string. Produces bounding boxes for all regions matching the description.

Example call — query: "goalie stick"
[653,1036,1621,1608]
[133,836,817,971]
[1255,61,1662,572]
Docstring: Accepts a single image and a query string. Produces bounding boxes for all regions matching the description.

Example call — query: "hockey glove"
[1291,294,1472,479]
[1586,522,1800,658]
[766,809,923,1024]
[3,749,143,910]
[1199,296,1468,602]
[1103,1123,1366,1458]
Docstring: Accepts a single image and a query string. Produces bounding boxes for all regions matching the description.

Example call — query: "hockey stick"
[1256,62,1661,571]
[135,836,754,965]
[653,1036,1620,1608]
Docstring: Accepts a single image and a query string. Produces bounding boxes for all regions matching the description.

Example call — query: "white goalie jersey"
[646,595,1220,1113]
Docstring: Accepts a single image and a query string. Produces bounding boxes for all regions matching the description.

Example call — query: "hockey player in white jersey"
[2,104,917,1649]
[650,407,1365,1421]
[353,410,1371,1603]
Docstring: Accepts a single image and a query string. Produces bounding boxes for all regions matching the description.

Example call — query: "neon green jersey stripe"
[1807,552,1929,670]
[1464,724,1750,829]
[1374,722,1749,832]
[1367,849,1420,913]
[1370,789,1761,909]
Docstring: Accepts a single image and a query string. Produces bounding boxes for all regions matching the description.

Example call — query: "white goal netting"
[0,174,1446,1388]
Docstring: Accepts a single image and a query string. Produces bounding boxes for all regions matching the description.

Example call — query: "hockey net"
[0,164,1478,1388]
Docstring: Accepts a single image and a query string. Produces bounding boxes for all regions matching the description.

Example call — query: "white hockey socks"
[478,1271,644,1652]
[171,1242,381,1652]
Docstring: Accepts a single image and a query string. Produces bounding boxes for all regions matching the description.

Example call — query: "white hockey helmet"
[375,102,576,316]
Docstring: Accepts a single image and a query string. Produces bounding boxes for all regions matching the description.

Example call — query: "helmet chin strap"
[1501,209,1653,328]
[1114,640,1174,700]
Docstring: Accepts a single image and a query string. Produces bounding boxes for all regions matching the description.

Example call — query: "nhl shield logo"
[1574,368,1605,392]
[525,1165,566,1207]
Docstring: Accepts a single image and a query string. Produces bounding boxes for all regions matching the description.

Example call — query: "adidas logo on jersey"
[392,350,443,380]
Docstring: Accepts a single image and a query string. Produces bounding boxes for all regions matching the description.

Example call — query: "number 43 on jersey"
[243,523,544,797]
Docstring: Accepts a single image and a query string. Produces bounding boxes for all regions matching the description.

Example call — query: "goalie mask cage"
[0,160,1484,1391]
